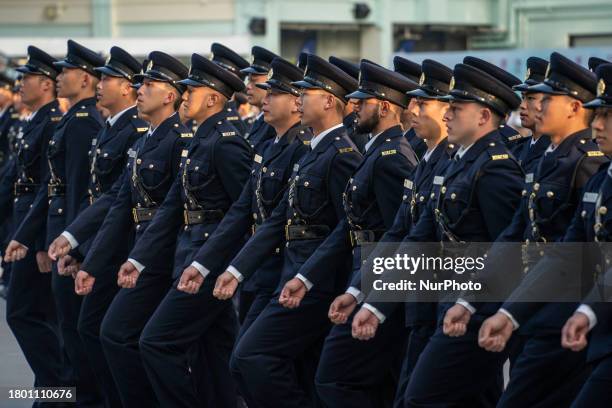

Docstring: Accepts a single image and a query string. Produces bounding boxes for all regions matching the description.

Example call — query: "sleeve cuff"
[346,286,365,304]
[128,258,145,273]
[296,273,313,291]
[576,304,598,330]
[498,308,520,331]
[61,231,79,249]
[227,265,244,283]
[456,298,476,314]
[191,261,210,279]
[362,303,386,324]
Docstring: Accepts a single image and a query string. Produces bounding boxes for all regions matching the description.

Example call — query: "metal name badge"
[404,179,413,190]
[583,192,598,203]
[525,173,534,183]
[433,176,444,185]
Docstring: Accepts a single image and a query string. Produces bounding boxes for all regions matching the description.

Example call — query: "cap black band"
[450,83,511,116]
[544,72,595,102]
[188,68,234,98]
[359,80,410,107]
[64,55,97,74]
[303,73,347,101]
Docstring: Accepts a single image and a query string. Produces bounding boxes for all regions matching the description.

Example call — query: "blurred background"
[0,0,611,81]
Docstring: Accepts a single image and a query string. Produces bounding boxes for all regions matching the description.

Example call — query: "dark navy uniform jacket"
[343,112,368,153]
[354,138,456,325]
[370,131,524,323]
[245,113,276,154]
[574,166,612,362]
[404,128,427,160]
[80,113,190,278]
[0,101,61,248]
[499,129,608,333]
[128,110,253,278]
[13,97,103,248]
[230,125,362,297]
[301,125,417,296]
[64,106,147,258]
[0,105,20,169]
[225,100,247,136]
[191,122,311,289]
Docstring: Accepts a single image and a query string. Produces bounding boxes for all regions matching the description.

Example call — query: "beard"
[356,105,380,134]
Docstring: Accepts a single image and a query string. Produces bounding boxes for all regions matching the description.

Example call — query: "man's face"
[181,85,212,120]
[19,74,47,107]
[137,78,170,116]
[297,89,329,128]
[262,89,296,127]
[401,98,417,129]
[519,92,543,130]
[412,97,448,140]
[354,98,381,134]
[0,86,12,107]
[535,94,575,137]
[345,98,359,116]
[592,108,612,155]
[56,67,83,99]
[443,101,481,145]
[245,73,267,107]
[96,74,126,110]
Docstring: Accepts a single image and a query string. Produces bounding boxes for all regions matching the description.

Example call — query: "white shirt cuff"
[295,273,313,291]
[190,261,210,279]
[362,303,386,324]
[128,258,145,273]
[498,308,520,330]
[576,304,598,330]
[456,298,476,314]
[346,286,365,304]
[61,231,79,249]
[226,265,244,283]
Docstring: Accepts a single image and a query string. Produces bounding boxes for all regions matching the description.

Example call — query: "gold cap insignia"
[597,78,606,97]
[449,76,455,91]
[147,59,154,72]
[267,68,274,81]
[419,72,426,86]
[525,68,531,81]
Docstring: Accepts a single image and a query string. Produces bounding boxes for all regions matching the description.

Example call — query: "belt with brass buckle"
[285,224,330,241]
[349,229,384,247]
[47,183,65,197]
[14,182,38,196]
[132,207,158,224]
[183,209,224,226]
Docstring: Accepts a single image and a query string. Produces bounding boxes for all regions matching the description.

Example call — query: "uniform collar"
[107,104,135,127]
[422,142,439,162]
[310,123,343,150]
[364,131,382,153]
[455,142,475,160]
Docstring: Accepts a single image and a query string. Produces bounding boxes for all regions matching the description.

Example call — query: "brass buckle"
[183,210,190,225]
[132,208,139,223]
[285,224,290,240]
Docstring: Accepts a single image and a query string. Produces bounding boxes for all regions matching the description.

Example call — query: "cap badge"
[525,68,531,81]
[105,54,111,65]
[449,76,455,91]
[419,72,425,86]
[544,63,551,79]
[597,78,606,98]
[267,68,274,81]
[147,59,154,72]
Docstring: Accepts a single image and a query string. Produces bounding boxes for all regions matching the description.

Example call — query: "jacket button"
[581,210,587,218]
[599,206,608,215]
[450,193,457,200]
[58,208,63,214]
[533,183,540,191]
[137,159,142,164]
[402,195,407,200]
[441,187,446,194]
[420,195,425,202]
[270,172,275,177]
[305,181,310,187]
[522,190,527,196]
[430,193,435,199]
[546,191,554,198]
[352,185,357,191]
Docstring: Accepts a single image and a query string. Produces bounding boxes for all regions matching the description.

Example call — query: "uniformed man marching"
[1,45,66,395]
[44,45,146,408]
[309,59,418,408]
[115,52,253,407]
[476,52,608,408]
[561,62,612,407]
[85,51,190,407]
[214,54,362,408]
[352,62,525,407]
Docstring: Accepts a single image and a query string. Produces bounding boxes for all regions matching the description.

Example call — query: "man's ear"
[290,95,300,114]
[479,107,492,126]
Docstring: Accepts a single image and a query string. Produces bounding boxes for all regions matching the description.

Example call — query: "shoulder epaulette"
[576,137,604,156]
[485,141,510,160]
